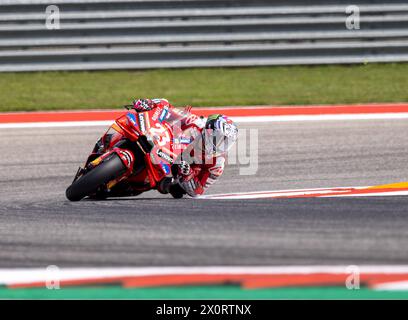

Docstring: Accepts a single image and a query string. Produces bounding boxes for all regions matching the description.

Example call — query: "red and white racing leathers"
[133,98,225,197]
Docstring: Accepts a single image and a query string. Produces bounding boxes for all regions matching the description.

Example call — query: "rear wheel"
[66,153,127,202]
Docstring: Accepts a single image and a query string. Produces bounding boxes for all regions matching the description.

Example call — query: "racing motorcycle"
[65,105,191,201]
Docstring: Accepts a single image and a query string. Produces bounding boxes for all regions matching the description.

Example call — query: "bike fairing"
[66,98,238,200]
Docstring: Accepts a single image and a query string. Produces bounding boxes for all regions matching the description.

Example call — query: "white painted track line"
[2,112,408,128]
[2,265,408,286]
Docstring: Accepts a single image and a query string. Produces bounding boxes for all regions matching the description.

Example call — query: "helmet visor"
[203,128,237,155]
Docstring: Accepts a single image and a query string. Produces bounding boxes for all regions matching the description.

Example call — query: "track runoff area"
[1,103,408,299]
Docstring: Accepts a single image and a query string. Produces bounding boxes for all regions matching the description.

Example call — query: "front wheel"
[66,153,127,202]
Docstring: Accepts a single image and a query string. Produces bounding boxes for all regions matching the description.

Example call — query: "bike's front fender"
[87,148,135,190]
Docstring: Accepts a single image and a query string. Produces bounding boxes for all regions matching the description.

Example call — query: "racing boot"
[169,183,186,199]
[157,177,186,198]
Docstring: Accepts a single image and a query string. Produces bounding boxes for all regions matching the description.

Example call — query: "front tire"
[66,153,127,202]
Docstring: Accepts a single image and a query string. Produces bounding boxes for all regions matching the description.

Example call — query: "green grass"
[0,285,407,299]
[1,63,408,112]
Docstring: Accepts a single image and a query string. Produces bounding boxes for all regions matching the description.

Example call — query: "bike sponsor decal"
[138,113,146,133]
[127,113,138,127]
[156,148,174,164]
[174,136,192,145]
[160,161,171,175]
[159,106,170,123]
[180,137,191,144]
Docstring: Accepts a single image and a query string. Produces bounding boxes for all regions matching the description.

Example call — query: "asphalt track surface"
[1,120,408,267]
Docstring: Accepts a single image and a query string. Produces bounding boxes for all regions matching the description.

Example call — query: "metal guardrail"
[1,0,408,72]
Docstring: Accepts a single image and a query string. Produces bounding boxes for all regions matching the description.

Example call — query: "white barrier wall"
[1,0,408,71]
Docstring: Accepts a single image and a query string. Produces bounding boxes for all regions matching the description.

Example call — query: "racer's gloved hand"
[132,99,154,112]
[177,161,192,180]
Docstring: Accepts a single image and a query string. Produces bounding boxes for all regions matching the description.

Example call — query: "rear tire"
[66,154,127,202]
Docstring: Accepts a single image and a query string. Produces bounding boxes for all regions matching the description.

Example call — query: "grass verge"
[0,285,407,299]
[0,63,407,112]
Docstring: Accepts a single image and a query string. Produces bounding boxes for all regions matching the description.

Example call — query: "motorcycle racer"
[132,98,238,198]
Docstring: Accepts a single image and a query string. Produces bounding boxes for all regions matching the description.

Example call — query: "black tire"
[66,154,127,202]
